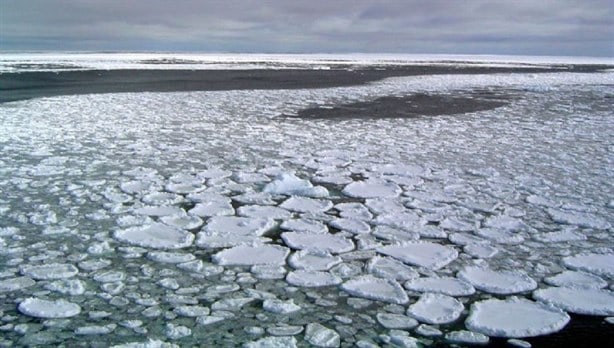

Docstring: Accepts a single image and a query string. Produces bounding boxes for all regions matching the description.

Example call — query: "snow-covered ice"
[407,293,464,324]
[533,287,614,316]
[212,245,290,266]
[114,223,194,249]
[281,232,355,254]
[404,277,476,296]
[377,242,458,270]
[465,298,570,338]
[341,275,409,304]
[458,266,537,294]
[18,298,81,318]
[562,253,614,277]
[286,270,342,287]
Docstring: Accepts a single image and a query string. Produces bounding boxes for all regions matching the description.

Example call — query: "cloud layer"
[2,0,612,56]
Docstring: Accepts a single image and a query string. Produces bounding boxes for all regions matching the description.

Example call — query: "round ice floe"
[165,182,204,194]
[232,192,277,205]
[133,206,186,217]
[533,287,614,316]
[263,173,328,197]
[203,216,276,236]
[160,215,203,230]
[286,270,342,287]
[329,218,371,234]
[237,205,292,219]
[280,196,333,213]
[343,180,401,199]
[114,223,194,249]
[464,243,499,259]
[341,275,409,304]
[445,331,489,345]
[533,229,586,243]
[372,226,419,242]
[251,265,287,279]
[562,253,614,277]
[20,263,79,280]
[483,215,526,232]
[142,192,184,205]
[288,250,342,271]
[465,298,570,338]
[407,293,464,324]
[365,198,406,214]
[547,208,611,229]
[147,251,196,264]
[212,245,290,266]
[0,276,35,292]
[366,256,419,281]
[404,277,475,297]
[458,266,537,295]
[280,219,328,234]
[376,313,419,329]
[18,298,81,318]
[188,201,234,217]
[375,164,425,177]
[335,202,373,221]
[377,241,458,270]
[475,228,524,245]
[195,234,270,249]
[544,271,607,289]
[374,211,423,231]
[281,232,354,254]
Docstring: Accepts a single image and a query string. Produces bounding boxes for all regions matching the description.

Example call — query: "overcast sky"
[1,0,612,56]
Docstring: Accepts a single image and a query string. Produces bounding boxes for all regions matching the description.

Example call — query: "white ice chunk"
[114,223,194,249]
[341,275,409,304]
[547,208,611,229]
[407,293,464,324]
[174,305,210,317]
[372,226,419,242]
[160,215,203,230]
[365,198,406,214]
[374,211,423,231]
[376,313,419,329]
[544,270,607,289]
[44,279,86,295]
[329,218,370,234]
[281,232,355,254]
[262,299,302,314]
[377,241,458,270]
[288,250,342,271]
[280,219,328,234]
[280,197,333,213]
[533,287,614,316]
[335,202,373,221]
[189,201,234,217]
[483,215,526,232]
[465,298,570,338]
[244,336,297,348]
[212,245,289,266]
[475,228,524,245]
[20,263,79,280]
[563,253,614,277]
[250,265,287,279]
[366,256,419,281]
[375,164,425,177]
[533,229,586,243]
[286,270,342,287]
[147,251,196,264]
[404,277,476,297]
[343,180,401,198]
[18,298,81,318]
[458,266,537,295]
[142,192,184,205]
[202,216,276,237]
[464,243,499,259]
[304,323,340,348]
[237,205,292,219]
[134,206,186,217]
[263,173,328,197]
[0,276,35,292]
[445,331,489,345]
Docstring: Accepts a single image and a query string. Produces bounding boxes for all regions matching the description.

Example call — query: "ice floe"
[377,241,458,270]
[445,330,489,345]
[237,205,291,219]
[304,323,340,348]
[114,223,194,249]
[533,287,614,315]
[376,313,419,329]
[280,196,333,213]
[212,245,290,266]
[404,276,476,296]
[20,263,79,280]
[263,173,328,197]
[366,256,419,281]
[465,298,570,337]
[286,270,342,287]
[547,208,611,229]
[341,275,409,304]
[562,253,614,277]
[329,218,371,234]
[343,180,402,199]
[458,266,537,294]
[288,250,342,271]
[18,298,81,318]
[281,232,355,254]
[0,276,36,292]
[544,270,607,289]
[407,293,464,324]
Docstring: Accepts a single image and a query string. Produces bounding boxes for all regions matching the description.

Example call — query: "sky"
[1,0,612,56]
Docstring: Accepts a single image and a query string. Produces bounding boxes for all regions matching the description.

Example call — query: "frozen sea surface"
[0,69,613,346]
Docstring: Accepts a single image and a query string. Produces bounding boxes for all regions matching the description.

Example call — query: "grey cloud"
[1,0,612,56]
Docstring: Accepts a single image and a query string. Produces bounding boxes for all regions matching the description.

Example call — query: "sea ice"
[376,313,419,329]
[201,216,276,236]
[464,243,499,259]
[465,298,570,337]
[20,263,79,280]
[160,215,203,230]
[18,298,81,318]
[562,253,614,277]
[0,276,35,292]
[244,336,297,348]
[288,250,342,271]
[407,293,464,324]
[547,208,611,229]
[366,256,419,281]
[237,205,292,219]
[533,229,586,243]
[281,231,355,254]
[280,219,328,234]
[114,223,194,249]
[533,287,614,316]
[444,331,489,345]
[188,201,235,217]
[342,180,402,199]
[280,196,333,213]
[263,173,328,197]
[262,299,301,314]
[133,206,186,217]
[329,218,371,234]
[212,245,290,266]
[285,270,342,287]
[404,276,476,296]
[544,270,607,289]
[475,228,524,244]
[377,241,458,270]
[458,266,537,294]
[304,323,340,348]
[335,202,373,221]
[341,275,409,304]
[483,215,526,232]
[372,226,420,242]
[365,198,406,214]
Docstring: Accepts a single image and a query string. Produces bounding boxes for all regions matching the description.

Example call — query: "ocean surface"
[0,53,613,347]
